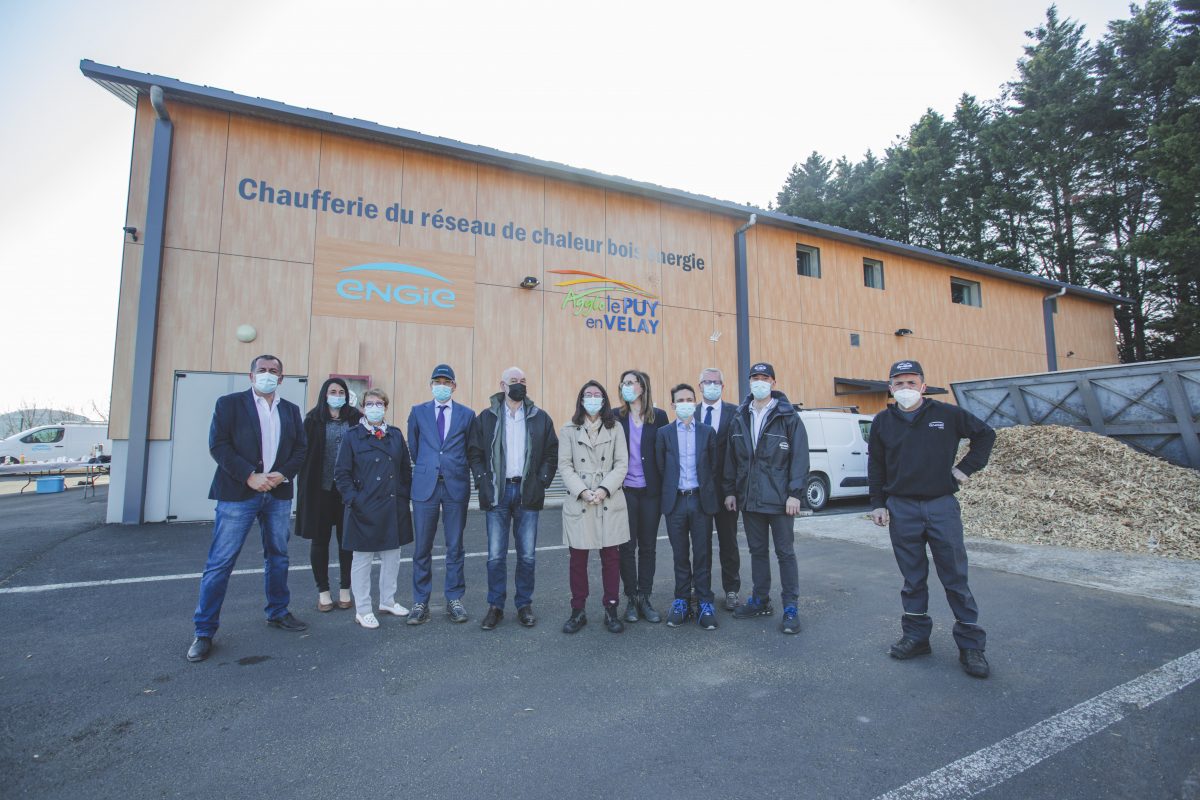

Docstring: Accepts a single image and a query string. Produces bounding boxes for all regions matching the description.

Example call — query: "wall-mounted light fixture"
[894,328,913,337]
[520,276,539,289]
[236,324,258,343]
[1066,351,1075,358]
[123,226,139,242]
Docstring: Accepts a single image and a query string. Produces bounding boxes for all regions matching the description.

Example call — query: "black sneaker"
[666,598,688,627]
[447,599,468,623]
[697,602,718,630]
[623,597,639,623]
[724,591,739,612]
[562,608,586,634]
[780,606,800,634]
[889,637,932,660]
[406,603,430,625]
[732,595,774,619]
[266,612,308,632]
[960,648,990,679]
[603,604,625,633]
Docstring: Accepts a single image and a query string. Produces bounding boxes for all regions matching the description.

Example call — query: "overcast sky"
[0,0,1138,419]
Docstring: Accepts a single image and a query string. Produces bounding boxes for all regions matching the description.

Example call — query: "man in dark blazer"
[656,383,720,630]
[187,354,308,663]
[698,366,742,610]
[406,364,476,624]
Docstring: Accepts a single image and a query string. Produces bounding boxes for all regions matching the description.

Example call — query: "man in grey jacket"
[468,367,558,630]
[722,362,809,635]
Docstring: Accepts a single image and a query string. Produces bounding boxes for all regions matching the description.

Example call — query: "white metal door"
[167,372,308,522]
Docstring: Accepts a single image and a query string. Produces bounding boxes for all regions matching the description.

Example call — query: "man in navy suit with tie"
[698,367,742,610]
[187,354,308,663]
[407,364,476,624]
[656,383,720,630]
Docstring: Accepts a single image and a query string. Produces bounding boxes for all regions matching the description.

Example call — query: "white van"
[797,410,874,511]
[0,423,112,464]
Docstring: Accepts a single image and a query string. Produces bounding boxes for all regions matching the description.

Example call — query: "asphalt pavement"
[1,486,1197,800]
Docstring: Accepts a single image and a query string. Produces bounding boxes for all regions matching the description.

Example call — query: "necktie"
[437,404,447,443]
[704,405,713,427]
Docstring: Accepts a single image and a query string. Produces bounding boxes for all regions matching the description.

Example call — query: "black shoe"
[889,636,932,660]
[732,596,774,619]
[266,612,308,632]
[186,636,212,663]
[623,597,639,623]
[960,648,990,679]
[562,609,587,634]
[480,606,502,630]
[666,598,688,627]
[780,605,801,635]
[724,591,740,612]
[447,599,468,623]
[638,594,662,624]
[517,605,536,627]
[603,604,625,633]
[407,603,430,625]
[697,602,718,630]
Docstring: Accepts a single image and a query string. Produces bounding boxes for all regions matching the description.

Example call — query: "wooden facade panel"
[756,225,811,324]
[542,179,606,289]
[219,116,321,263]
[658,307,729,394]
[124,95,156,236]
[108,243,143,439]
[211,255,312,374]
[400,151,477,255]
[393,323,474,420]
[542,292,607,424]
[316,135,404,247]
[149,249,218,439]
[707,215,744,316]
[164,105,229,252]
[605,309,666,411]
[604,193,662,296]
[306,315,399,410]
[475,165,545,289]
[1056,294,1118,365]
[659,205,714,313]
[470,284,544,413]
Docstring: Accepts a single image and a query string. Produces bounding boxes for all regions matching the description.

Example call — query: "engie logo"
[335,262,456,308]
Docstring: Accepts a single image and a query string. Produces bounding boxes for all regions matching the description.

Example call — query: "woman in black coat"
[296,377,361,612]
[333,388,415,629]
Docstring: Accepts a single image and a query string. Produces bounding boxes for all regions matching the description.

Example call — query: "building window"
[951,277,982,307]
[863,258,884,290]
[850,333,860,347]
[796,244,821,278]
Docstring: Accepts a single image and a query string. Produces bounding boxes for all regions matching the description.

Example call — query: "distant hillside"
[0,409,94,438]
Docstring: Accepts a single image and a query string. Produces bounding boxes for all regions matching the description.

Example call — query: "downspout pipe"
[1043,286,1067,372]
[733,213,757,400]
[122,86,173,524]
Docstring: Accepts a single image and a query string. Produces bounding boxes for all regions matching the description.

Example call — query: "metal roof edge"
[80,60,1127,306]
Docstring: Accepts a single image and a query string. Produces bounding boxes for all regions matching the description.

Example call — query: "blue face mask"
[750,380,772,401]
[364,405,386,424]
[701,384,722,402]
[620,385,638,403]
[675,402,696,421]
[326,395,346,409]
[254,372,279,394]
[432,384,453,403]
[582,397,603,416]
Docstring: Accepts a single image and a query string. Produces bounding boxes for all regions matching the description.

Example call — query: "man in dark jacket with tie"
[698,367,742,610]
[188,355,308,663]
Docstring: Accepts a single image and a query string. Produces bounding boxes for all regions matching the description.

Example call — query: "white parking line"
[872,647,1200,800]
[0,536,670,595]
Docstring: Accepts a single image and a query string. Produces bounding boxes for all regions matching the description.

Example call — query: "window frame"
[950,276,982,308]
[863,257,885,290]
[795,243,821,279]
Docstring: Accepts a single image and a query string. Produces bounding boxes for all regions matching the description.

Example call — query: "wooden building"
[83,61,1121,523]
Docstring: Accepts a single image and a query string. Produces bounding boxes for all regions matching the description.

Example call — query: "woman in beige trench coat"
[559,380,630,633]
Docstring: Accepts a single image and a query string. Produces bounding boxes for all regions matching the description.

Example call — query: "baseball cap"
[888,360,924,379]
[748,362,775,379]
[431,364,456,381]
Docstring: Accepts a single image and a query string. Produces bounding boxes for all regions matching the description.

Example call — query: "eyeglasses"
[699,380,722,386]
[364,402,386,409]
[582,392,604,399]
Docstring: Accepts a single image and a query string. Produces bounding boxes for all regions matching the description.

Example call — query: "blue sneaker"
[666,598,689,627]
[732,595,774,619]
[780,605,800,634]
[697,602,718,630]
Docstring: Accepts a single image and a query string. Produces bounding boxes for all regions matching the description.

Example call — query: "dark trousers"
[411,480,468,605]
[710,506,741,594]
[743,511,799,606]
[310,487,351,592]
[886,494,986,650]
[665,493,714,603]
[569,546,621,610]
[619,487,661,598]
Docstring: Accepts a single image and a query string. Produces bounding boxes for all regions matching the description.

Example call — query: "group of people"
[186,354,995,680]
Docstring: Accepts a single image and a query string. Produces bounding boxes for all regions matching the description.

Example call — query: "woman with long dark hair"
[558,380,630,634]
[615,369,670,623]
[296,377,360,612]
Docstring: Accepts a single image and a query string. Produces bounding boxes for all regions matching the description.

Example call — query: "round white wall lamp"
[236,324,258,343]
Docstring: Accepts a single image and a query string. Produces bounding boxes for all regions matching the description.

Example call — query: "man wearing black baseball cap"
[867,360,995,678]
[721,362,809,635]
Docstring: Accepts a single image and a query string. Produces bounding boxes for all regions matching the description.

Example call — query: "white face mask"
[582,397,603,416]
[749,380,772,401]
[364,404,386,424]
[326,395,346,409]
[701,384,722,402]
[254,372,279,394]
[893,388,922,409]
[674,402,696,421]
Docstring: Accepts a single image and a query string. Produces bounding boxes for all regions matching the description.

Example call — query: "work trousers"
[743,510,799,606]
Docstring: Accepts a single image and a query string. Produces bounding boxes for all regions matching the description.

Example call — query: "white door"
[167,372,308,522]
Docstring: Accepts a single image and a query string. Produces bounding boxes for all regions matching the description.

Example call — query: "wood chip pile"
[957,425,1200,559]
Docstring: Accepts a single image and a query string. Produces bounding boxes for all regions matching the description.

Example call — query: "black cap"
[748,362,775,379]
[888,360,924,379]
[431,364,456,381]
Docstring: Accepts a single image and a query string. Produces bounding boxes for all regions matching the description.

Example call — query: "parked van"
[797,410,874,511]
[0,423,112,464]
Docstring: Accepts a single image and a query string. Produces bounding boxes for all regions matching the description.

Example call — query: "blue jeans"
[193,493,292,638]
[484,481,539,609]
[411,480,468,605]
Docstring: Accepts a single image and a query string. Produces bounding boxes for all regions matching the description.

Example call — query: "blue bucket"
[36,476,65,494]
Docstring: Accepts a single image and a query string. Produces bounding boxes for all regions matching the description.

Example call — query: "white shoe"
[378,602,410,617]
[355,613,380,629]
